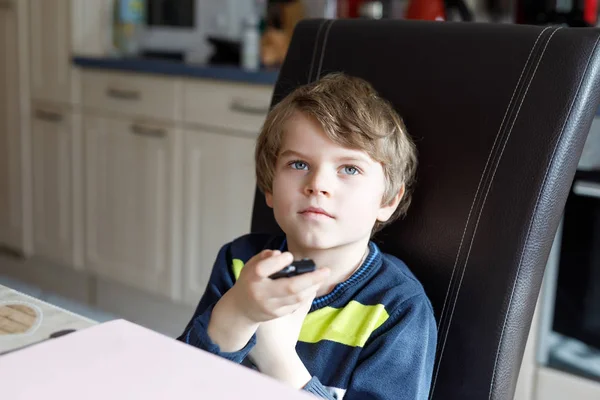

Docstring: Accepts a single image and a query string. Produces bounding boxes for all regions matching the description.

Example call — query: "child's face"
[265,111,401,252]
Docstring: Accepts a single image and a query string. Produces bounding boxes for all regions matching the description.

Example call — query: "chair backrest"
[251,19,600,399]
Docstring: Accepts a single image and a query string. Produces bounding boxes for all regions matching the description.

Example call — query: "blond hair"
[255,72,417,232]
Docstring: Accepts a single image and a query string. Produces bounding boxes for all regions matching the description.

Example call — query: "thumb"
[259,249,279,259]
[255,251,294,278]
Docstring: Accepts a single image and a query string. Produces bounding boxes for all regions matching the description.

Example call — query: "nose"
[304,167,332,197]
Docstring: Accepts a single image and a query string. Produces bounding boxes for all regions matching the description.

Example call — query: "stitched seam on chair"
[442,26,560,396]
[435,24,553,333]
[436,27,553,343]
[461,25,560,394]
[488,30,599,400]
[428,26,553,399]
[308,20,327,83]
[448,25,561,349]
[316,20,335,80]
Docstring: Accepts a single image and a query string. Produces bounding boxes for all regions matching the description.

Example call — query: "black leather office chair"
[250,19,600,399]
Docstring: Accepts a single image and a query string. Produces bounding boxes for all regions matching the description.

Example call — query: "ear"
[377,185,405,222]
[265,192,274,209]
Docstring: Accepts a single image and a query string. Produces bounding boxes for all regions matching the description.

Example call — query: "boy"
[177,73,437,399]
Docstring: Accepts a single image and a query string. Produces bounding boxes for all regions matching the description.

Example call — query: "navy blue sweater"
[177,234,437,399]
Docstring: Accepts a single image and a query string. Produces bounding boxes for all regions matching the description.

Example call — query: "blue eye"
[290,160,308,170]
[342,165,359,175]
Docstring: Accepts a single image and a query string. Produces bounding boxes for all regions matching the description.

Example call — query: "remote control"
[269,258,316,279]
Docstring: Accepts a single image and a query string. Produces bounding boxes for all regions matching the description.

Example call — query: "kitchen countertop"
[73,56,280,85]
[72,56,600,112]
[0,284,96,355]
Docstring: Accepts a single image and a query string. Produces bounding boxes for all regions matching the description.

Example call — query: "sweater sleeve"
[176,242,256,363]
[303,376,337,399]
[343,293,438,400]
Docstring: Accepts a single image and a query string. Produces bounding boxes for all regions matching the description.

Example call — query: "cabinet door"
[84,116,180,299]
[182,129,256,305]
[29,0,71,103]
[31,104,80,266]
[0,1,24,252]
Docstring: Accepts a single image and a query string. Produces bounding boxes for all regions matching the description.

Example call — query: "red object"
[584,0,598,26]
[337,0,364,18]
[404,0,446,21]
[347,0,362,18]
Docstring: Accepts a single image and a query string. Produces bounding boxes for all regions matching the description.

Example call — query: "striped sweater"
[177,233,437,399]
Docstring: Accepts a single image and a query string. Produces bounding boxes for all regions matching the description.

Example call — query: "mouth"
[299,207,334,219]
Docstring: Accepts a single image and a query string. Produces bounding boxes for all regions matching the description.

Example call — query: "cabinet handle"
[230,98,270,116]
[0,1,12,9]
[573,180,600,199]
[106,87,141,100]
[34,109,63,123]
[130,124,166,138]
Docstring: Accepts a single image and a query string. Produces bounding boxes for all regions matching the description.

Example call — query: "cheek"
[272,175,289,196]
[350,190,383,210]
[342,180,385,212]
[274,169,304,191]
[271,176,296,208]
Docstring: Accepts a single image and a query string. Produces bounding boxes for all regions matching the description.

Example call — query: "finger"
[246,250,272,267]
[266,267,329,298]
[260,250,276,259]
[252,249,274,260]
[280,267,330,293]
[255,252,294,278]
[297,283,320,301]
[260,249,281,258]
[295,295,315,315]
[271,283,320,308]
[244,249,280,273]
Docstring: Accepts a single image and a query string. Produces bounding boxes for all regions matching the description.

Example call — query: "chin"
[287,229,335,251]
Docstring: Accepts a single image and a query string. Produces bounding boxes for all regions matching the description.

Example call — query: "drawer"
[182,79,273,135]
[82,70,179,121]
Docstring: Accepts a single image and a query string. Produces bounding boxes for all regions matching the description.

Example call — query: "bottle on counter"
[112,0,145,57]
[241,13,261,71]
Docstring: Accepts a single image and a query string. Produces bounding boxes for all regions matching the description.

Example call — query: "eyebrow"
[279,149,305,159]
[336,155,371,164]
[279,149,371,164]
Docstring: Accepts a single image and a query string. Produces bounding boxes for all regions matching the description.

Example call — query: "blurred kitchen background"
[1,1,600,399]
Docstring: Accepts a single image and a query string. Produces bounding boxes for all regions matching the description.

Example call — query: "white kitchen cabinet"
[182,79,272,135]
[82,70,180,122]
[182,128,257,306]
[31,103,82,267]
[28,0,72,104]
[0,0,27,253]
[83,115,181,300]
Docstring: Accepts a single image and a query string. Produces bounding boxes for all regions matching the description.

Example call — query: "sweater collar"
[278,238,383,310]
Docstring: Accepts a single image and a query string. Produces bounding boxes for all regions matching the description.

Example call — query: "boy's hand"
[208,249,328,353]
[249,294,315,389]
[229,249,329,324]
